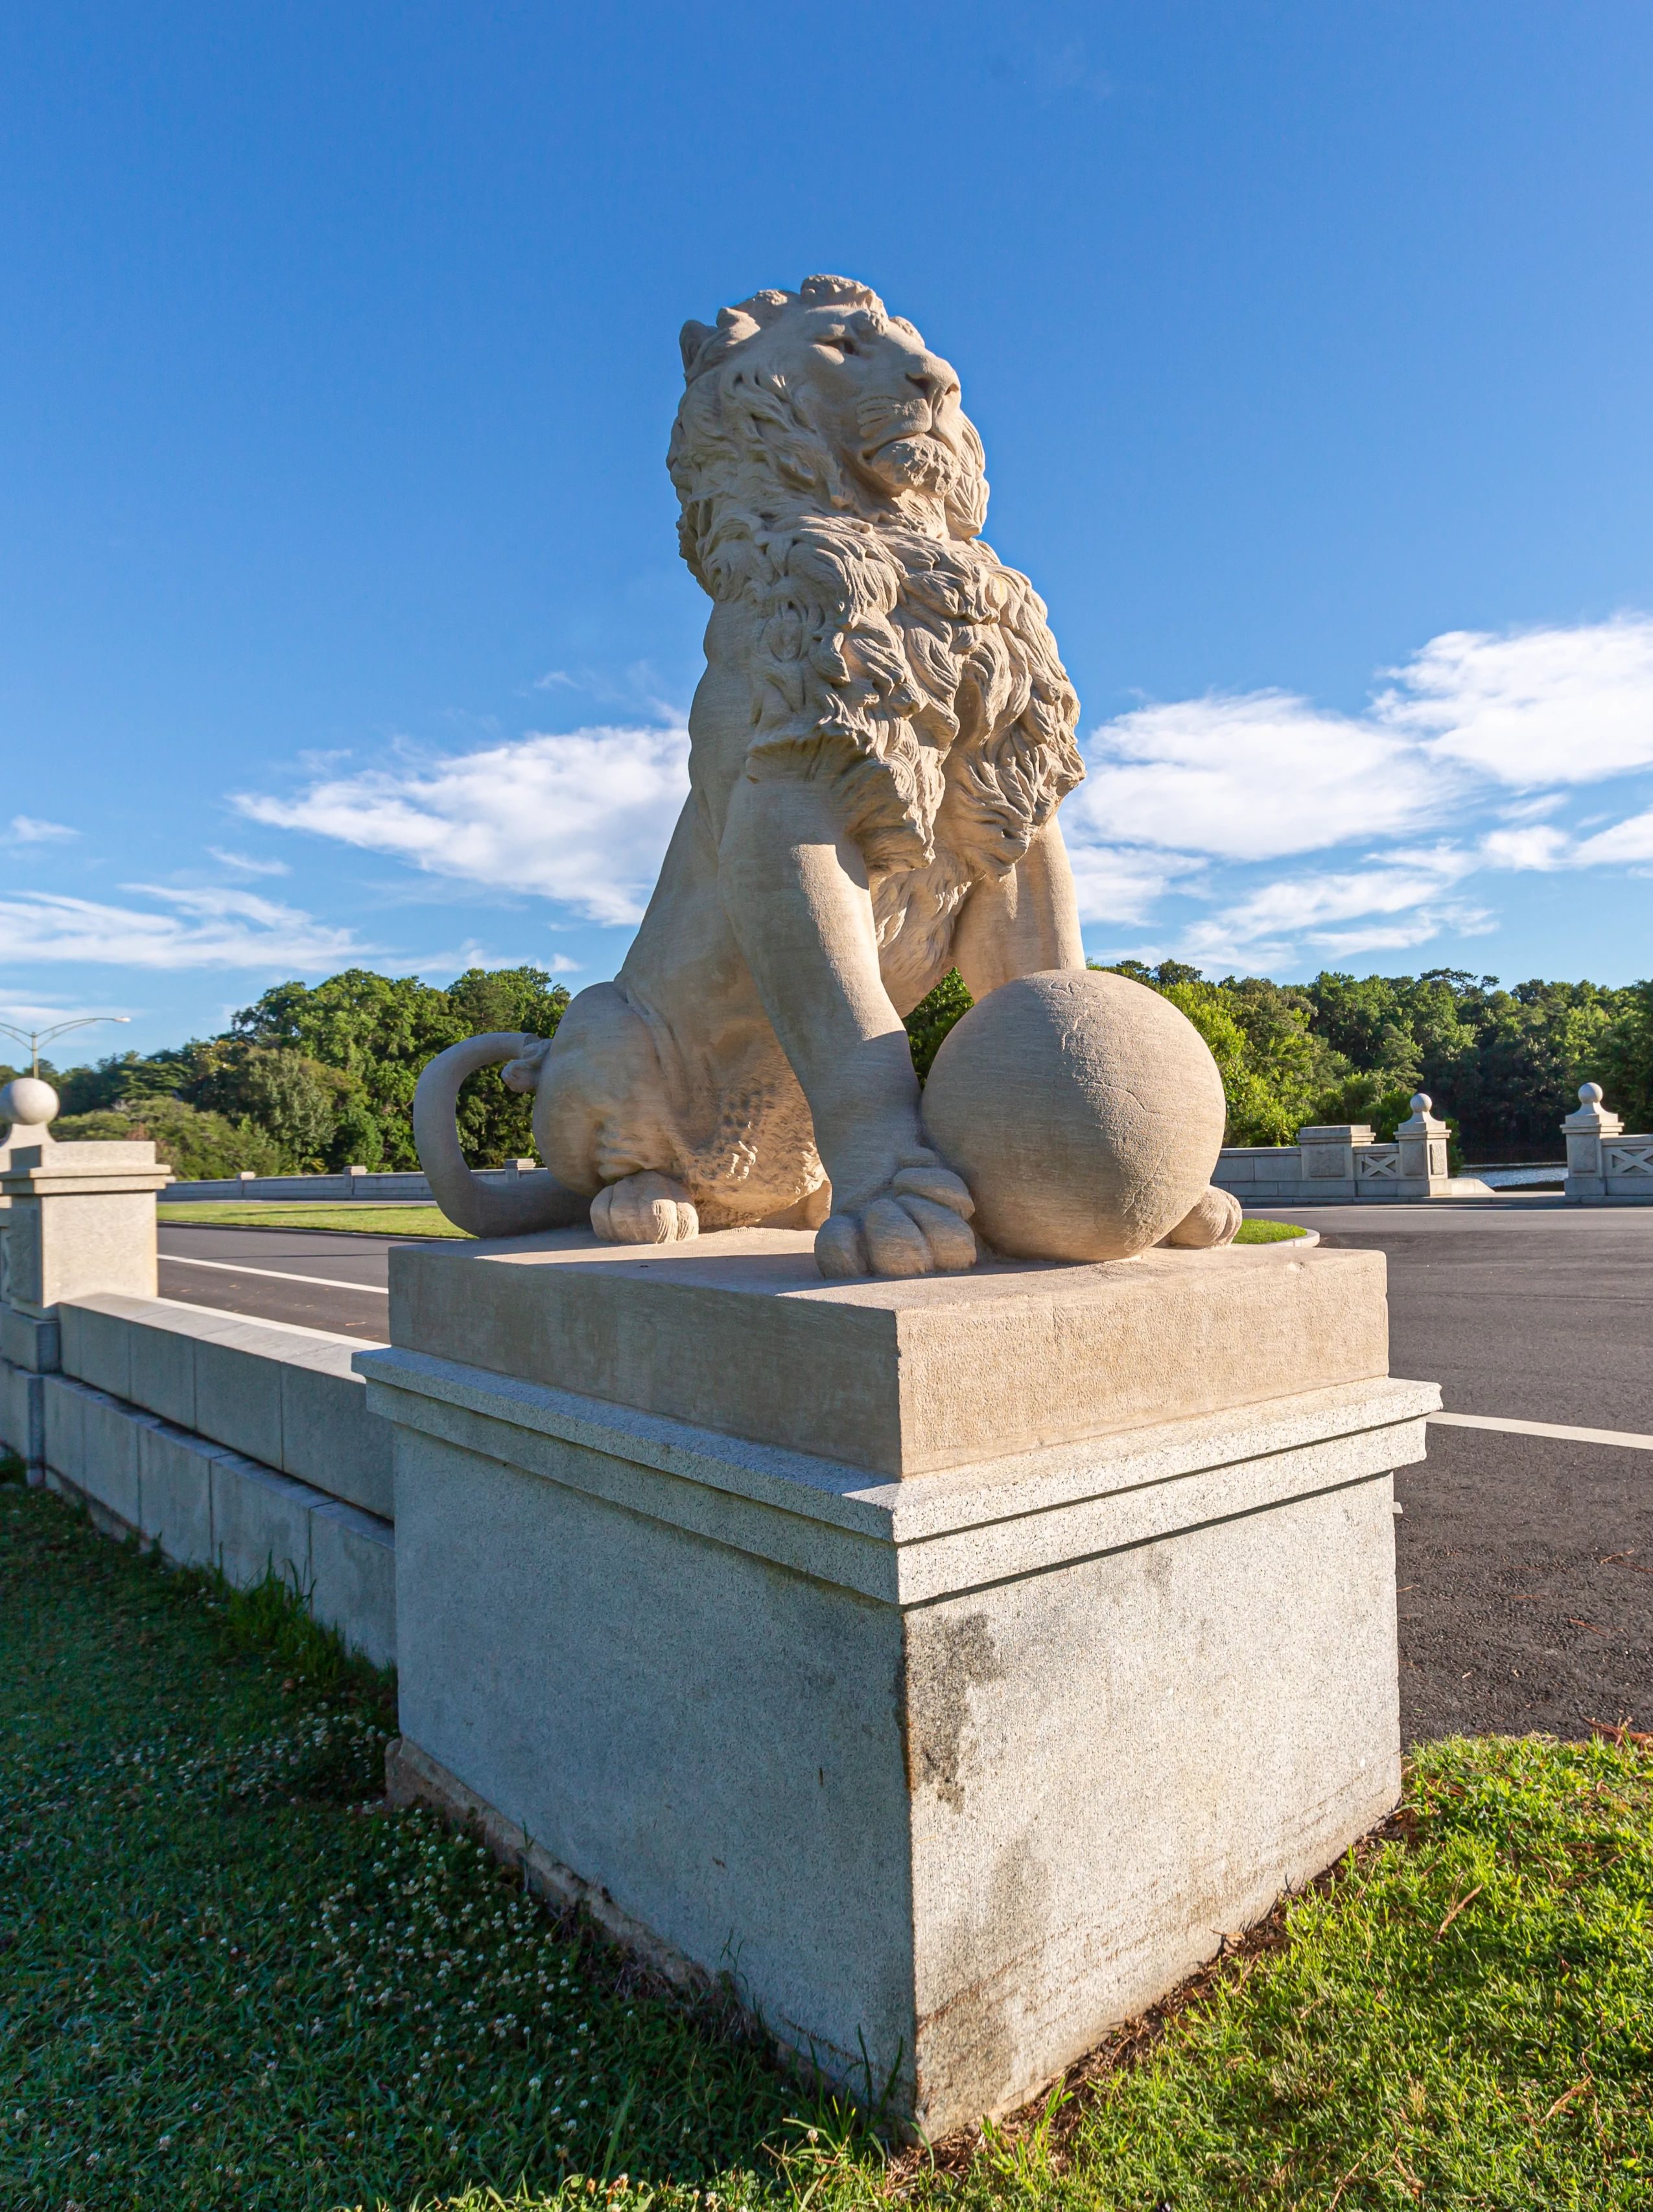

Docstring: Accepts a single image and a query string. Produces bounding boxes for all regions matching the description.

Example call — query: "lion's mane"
[667,276,1084,985]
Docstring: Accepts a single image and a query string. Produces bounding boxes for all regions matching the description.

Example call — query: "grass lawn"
[155,1206,1309,1253]
[1232,1219,1309,1244]
[4,1479,1652,2211]
[158,1204,473,1239]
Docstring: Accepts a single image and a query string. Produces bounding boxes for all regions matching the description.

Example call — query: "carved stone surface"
[921,970,1226,1261]
[414,277,1236,1275]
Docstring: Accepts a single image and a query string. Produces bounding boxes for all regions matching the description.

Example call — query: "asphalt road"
[157,1198,1653,1741]
[158,1220,397,1343]
[1263,1197,1653,1745]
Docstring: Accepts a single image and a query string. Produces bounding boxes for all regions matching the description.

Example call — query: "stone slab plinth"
[386,1226,1391,1476]
[360,1229,1434,2133]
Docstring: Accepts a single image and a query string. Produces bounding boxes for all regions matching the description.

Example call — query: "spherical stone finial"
[920,969,1226,1263]
[1580,1081,1604,1106]
[1409,1093,1431,1115]
[0,1076,58,1132]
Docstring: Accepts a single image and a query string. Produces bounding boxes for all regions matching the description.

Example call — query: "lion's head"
[669,275,988,577]
[667,279,1082,954]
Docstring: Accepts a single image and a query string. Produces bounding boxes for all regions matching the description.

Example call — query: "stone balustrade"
[0,1078,394,1664]
[1212,1095,1457,1205]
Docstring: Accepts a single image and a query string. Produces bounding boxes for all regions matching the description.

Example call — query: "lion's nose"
[906,356,957,407]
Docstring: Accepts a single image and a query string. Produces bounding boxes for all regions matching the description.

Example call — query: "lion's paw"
[591,1172,699,1246]
[1162,1185,1243,1249]
[814,1157,977,1280]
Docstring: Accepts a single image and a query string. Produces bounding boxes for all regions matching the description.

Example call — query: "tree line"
[908,962,1653,1159]
[5,959,1651,1178]
[7,968,571,1180]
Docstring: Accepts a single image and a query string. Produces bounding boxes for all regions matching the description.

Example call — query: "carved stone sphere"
[921,970,1226,1263]
[0,1076,58,1132]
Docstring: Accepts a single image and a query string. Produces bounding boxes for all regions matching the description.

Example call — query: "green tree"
[1595,980,1653,1131]
[903,970,974,1082]
[226,965,570,1168]
[53,1100,286,1179]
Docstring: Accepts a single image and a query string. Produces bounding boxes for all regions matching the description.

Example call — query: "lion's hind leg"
[590,1172,699,1246]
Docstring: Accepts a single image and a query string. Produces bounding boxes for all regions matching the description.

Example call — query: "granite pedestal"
[357,1228,1435,2134]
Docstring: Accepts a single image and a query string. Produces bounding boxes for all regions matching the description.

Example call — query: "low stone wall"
[0,1292,395,1668]
[1213,1102,1455,1205]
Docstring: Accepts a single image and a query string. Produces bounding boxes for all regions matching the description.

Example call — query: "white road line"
[159,1253,388,1295]
[1429,1411,1653,1452]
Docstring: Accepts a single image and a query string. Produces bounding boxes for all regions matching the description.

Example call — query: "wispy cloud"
[3,815,78,846]
[0,887,370,971]
[0,995,123,1027]
[1571,806,1653,867]
[1065,843,1204,924]
[207,848,291,878]
[401,946,583,979]
[235,725,692,927]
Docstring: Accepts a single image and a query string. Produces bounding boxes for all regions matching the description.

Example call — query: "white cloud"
[1377,615,1653,785]
[0,887,369,971]
[1064,614,1653,970]
[401,946,583,979]
[1477,824,1571,871]
[1065,843,1204,923]
[236,724,692,928]
[1075,616,1653,867]
[1571,807,1653,867]
[1070,692,1449,861]
[208,848,291,878]
[0,995,120,1026]
[4,815,78,846]
[1170,847,1493,968]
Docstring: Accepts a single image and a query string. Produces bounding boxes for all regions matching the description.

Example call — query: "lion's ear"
[679,320,715,377]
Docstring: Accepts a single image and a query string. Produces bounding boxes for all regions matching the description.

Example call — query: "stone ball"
[0,1076,58,1130]
[920,970,1226,1263]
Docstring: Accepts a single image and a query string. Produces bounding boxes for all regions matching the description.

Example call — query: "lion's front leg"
[716,775,976,1279]
[950,817,1086,999]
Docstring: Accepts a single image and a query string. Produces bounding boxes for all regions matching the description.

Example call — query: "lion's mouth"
[864,430,958,495]
[856,393,939,452]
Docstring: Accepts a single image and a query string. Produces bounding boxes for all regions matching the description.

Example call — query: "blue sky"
[3,2,1651,1058]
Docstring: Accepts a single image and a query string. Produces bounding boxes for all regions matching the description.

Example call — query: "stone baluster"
[1562,1082,1622,1204]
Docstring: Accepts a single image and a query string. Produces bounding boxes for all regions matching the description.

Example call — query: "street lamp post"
[0,1014,131,1079]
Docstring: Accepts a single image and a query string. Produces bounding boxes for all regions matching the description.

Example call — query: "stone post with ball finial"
[1562,1082,1622,1202]
[0,1076,172,1480]
[1392,1092,1453,1200]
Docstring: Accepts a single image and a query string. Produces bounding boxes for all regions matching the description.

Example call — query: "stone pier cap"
[368,1226,1392,1480]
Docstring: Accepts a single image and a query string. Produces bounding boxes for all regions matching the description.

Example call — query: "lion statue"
[415,274,1214,1277]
